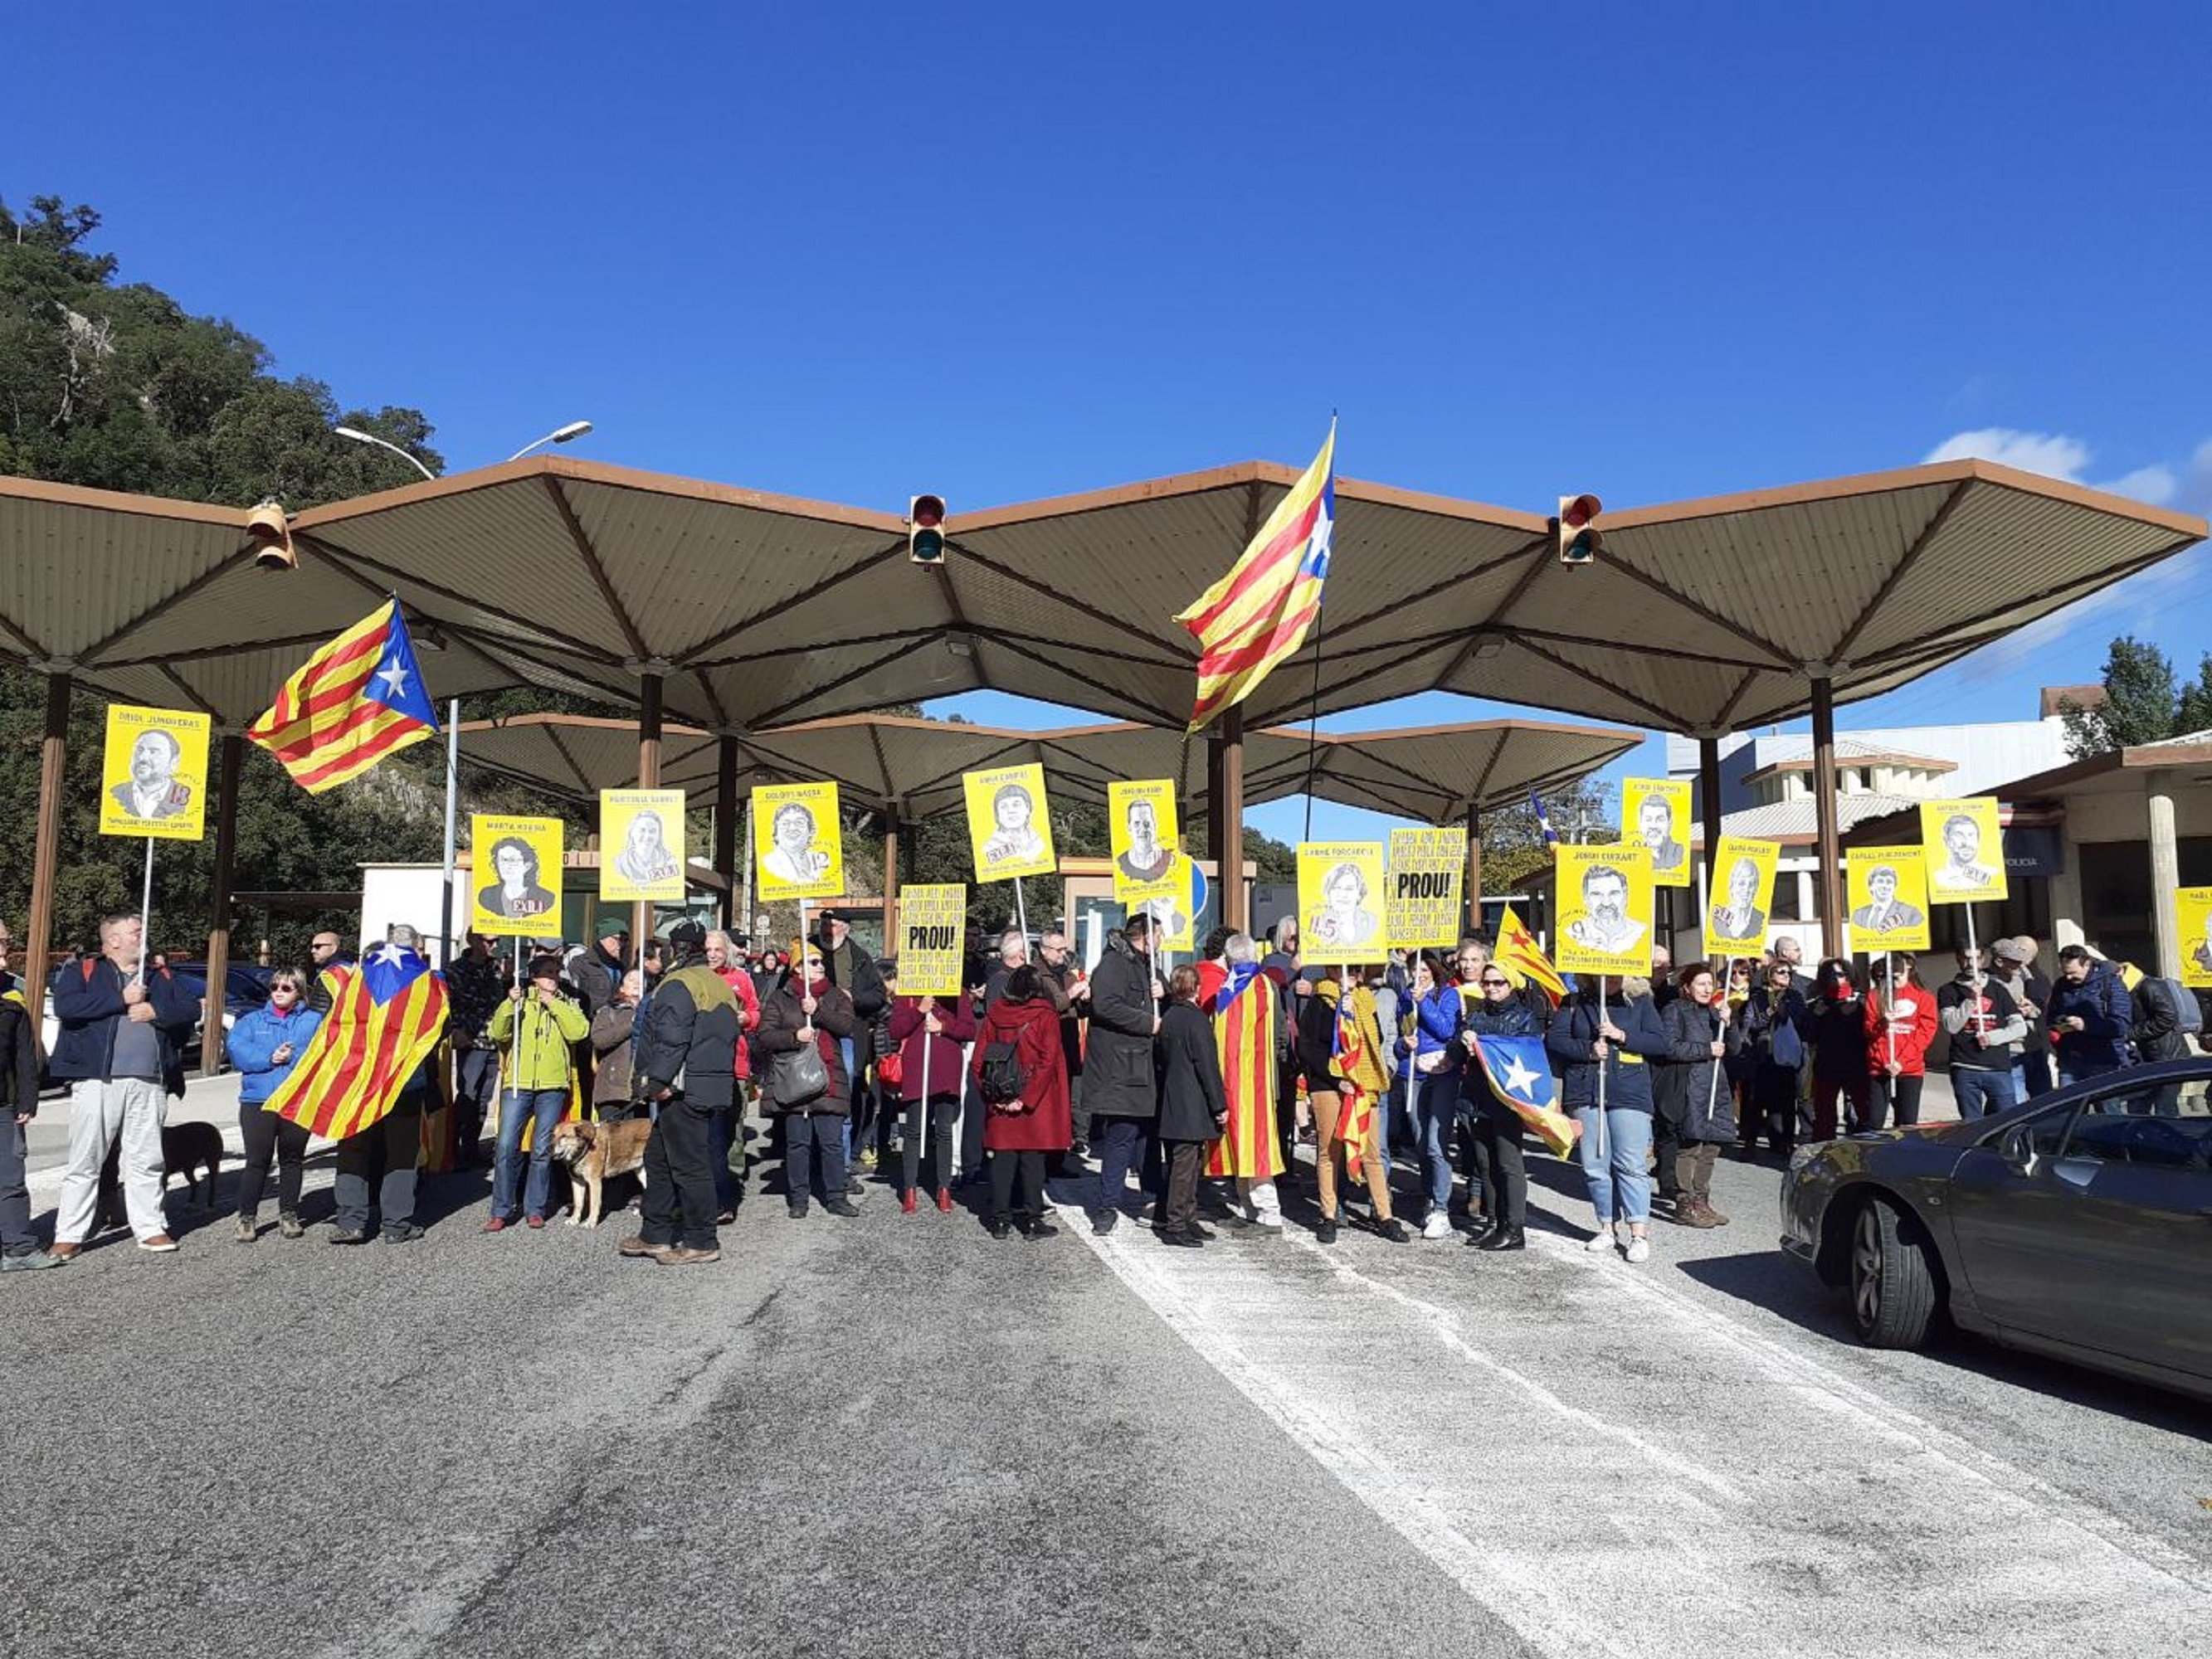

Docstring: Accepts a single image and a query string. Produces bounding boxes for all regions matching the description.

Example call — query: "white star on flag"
[1498,1051,1541,1098]
[374,656,410,700]
[368,941,408,970]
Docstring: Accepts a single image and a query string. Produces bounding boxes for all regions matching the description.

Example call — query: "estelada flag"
[1471,1033,1581,1159]
[248,599,441,793]
[1330,984,1375,1152]
[1493,903,1568,1007]
[266,942,448,1140]
[1177,421,1335,731]
[1199,960,1284,1183]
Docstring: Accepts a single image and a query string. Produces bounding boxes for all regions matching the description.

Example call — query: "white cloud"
[2097,465,2178,505]
[1924,427,2090,478]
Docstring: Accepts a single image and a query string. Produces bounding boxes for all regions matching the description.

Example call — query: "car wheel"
[1849,1194,1939,1350]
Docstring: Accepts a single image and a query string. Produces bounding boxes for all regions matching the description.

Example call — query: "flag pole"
[439,698,460,968]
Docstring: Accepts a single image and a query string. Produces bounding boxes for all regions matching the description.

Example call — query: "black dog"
[95,1121,226,1228]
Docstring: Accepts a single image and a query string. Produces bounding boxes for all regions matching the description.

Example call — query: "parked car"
[1781,1057,2212,1403]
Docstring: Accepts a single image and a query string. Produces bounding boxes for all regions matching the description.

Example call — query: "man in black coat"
[1084,913,1162,1234]
[622,921,742,1266]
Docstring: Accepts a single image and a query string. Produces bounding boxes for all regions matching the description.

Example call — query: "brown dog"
[550,1117,651,1226]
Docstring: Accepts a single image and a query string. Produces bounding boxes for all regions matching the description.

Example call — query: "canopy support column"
[200,733,243,1076]
[1205,732,1226,871]
[2148,781,2181,978]
[714,733,738,931]
[1464,804,1484,937]
[1698,733,1723,956]
[1811,677,1843,951]
[882,806,902,952]
[636,670,664,954]
[25,669,71,1017]
[1220,706,1245,932]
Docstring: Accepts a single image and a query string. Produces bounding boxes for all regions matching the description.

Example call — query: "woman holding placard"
[753,939,860,1220]
[1401,950,1464,1238]
[887,988,976,1214]
[1547,976,1668,1262]
[1863,957,1937,1129]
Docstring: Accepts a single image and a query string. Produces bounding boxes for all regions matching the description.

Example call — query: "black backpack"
[978,1040,1028,1105]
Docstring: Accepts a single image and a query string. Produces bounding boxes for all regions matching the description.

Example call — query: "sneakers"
[1420,1211,1453,1241]
[1089,1209,1118,1237]
[1584,1226,1618,1253]
[278,1213,305,1239]
[234,1216,257,1243]
[328,1228,368,1245]
[0,1251,64,1272]
[661,1244,721,1265]
[137,1233,179,1253]
[1252,1207,1284,1228]
[385,1222,426,1244]
[1624,1235,1652,1264]
[1315,1217,1340,1245]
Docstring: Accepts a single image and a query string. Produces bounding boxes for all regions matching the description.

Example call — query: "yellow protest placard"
[2176,887,2212,990]
[1130,853,1197,952]
[99,704,212,841]
[1620,777,1692,888]
[898,884,968,997]
[1298,842,1387,962]
[1108,779,1181,910]
[1921,797,2008,903]
[963,763,1056,882]
[1847,846,1932,952]
[753,781,843,901]
[600,788,686,902]
[1705,835,1780,951]
[470,814,564,936]
[1555,844,1654,975]
[1386,827,1465,952]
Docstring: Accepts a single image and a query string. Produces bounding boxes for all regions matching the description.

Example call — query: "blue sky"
[11,2,2210,845]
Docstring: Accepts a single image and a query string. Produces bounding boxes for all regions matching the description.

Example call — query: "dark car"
[1781,1058,2212,1402]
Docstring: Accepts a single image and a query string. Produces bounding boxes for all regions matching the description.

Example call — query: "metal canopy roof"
[456,712,1640,828]
[2,455,2200,740]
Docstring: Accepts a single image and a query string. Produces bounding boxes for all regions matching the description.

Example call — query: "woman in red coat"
[1864,955,1938,1129]
[886,988,977,1214]
[969,966,1071,1240]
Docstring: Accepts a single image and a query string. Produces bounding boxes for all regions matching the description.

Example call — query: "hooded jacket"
[633,959,743,1109]
[1084,931,1158,1121]
[488,988,590,1092]
[227,1000,324,1107]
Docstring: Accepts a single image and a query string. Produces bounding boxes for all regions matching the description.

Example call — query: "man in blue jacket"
[2045,946,2134,1087]
[49,912,201,1258]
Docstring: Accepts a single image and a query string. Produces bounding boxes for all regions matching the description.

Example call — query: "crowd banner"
[2175,886,2212,990]
[470,814,565,937]
[1705,834,1781,953]
[1553,844,1654,976]
[1298,841,1387,962]
[1109,778,1182,911]
[600,787,687,902]
[1846,845,1933,952]
[1385,826,1466,952]
[899,884,968,998]
[753,781,843,901]
[100,703,212,842]
[965,763,1057,883]
[1620,777,1692,889]
[1139,852,1198,954]
[1919,797,2009,904]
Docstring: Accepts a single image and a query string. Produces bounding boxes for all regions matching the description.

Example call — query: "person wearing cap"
[624,921,743,1263]
[484,954,589,1231]
[1991,937,2054,1101]
[1080,912,1162,1233]
[572,911,631,1018]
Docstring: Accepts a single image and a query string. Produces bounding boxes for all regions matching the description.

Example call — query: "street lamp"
[507,421,593,462]
[333,426,437,481]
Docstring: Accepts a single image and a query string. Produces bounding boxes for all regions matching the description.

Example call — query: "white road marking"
[1061,1201,2212,1659]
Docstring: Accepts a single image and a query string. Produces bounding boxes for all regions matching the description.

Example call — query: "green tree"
[2061,635,2187,757]
[2175,652,2212,737]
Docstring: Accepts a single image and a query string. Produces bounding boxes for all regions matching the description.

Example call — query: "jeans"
[493,1087,568,1220]
[1412,1073,1459,1214]
[1,1118,33,1255]
[989,1148,1047,1223]
[56,1077,168,1244]
[1573,1104,1652,1226]
[453,1047,499,1162]
[236,1102,310,1220]
[641,1097,718,1249]
[1094,1115,1151,1212]
[784,1112,848,1210]
[334,1092,424,1233]
[2059,1058,2123,1090]
[1951,1068,2016,1120]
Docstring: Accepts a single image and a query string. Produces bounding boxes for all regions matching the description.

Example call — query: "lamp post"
[507,421,593,462]
[334,419,592,479]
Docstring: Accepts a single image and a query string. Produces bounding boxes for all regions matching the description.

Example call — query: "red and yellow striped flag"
[247,600,440,793]
[1177,421,1336,731]
[1493,903,1568,1006]
[266,946,448,1141]
[1201,961,1284,1181]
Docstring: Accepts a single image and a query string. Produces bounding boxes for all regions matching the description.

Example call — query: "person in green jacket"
[483,954,589,1230]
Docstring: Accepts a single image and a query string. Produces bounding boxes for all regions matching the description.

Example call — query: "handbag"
[768,1042,829,1109]
[877,1050,904,1087]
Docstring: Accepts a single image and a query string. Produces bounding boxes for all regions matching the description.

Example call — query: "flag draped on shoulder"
[266,943,447,1140]
[1471,1033,1580,1158]
[247,600,440,793]
[1177,421,1336,731]
[1493,903,1569,1006]
[1330,988,1374,1151]
[1200,960,1283,1182]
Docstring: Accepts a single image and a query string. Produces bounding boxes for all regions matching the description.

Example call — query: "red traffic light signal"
[909,494,947,565]
[1553,493,1602,566]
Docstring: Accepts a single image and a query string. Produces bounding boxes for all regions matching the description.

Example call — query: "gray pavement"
[4,1094,2207,1659]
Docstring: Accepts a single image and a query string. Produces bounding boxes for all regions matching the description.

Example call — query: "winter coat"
[1805,993,1872,1084]
[1403,985,1465,1078]
[2046,965,2133,1070]
[1731,985,1808,1109]
[753,976,858,1115]
[1661,997,1738,1144]
[2132,978,2197,1064]
[1994,967,2054,1057]
[488,990,590,1092]
[633,963,743,1109]
[590,1002,636,1107]
[1084,931,1159,1121]
[715,966,761,1081]
[1154,999,1227,1142]
[1864,984,1937,1078]
[227,1000,324,1107]
[572,944,624,1018]
[887,994,978,1101]
[972,992,1071,1152]
[1546,991,1668,1114]
[1457,996,1545,1121]
[0,1000,37,1117]
[49,955,201,1095]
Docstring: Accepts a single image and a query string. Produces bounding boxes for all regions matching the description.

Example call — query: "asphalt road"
[5,1103,2208,1659]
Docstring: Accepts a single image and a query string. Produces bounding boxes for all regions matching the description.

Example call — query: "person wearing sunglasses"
[1731,961,1809,1156]
[227,969,324,1240]
[1457,962,1545,1249]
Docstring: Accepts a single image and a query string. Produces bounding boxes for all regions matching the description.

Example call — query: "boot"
[1479,1224,1527,1252]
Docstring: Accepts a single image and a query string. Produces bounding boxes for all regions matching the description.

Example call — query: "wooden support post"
[636,672,663,956]
[714,732,739,930]
[1464,803,1484,937]
[1811,678,1844,950]
[201,733,244,1075]
[1220,706,1245,932]
[25,671,71,1019]
[881,806,902,953]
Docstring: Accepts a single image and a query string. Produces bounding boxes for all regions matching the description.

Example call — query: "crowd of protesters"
[0,905,2203,1273]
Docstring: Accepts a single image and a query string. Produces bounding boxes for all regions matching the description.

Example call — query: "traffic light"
[1552,493,1602,567]
[909,494,947,565]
